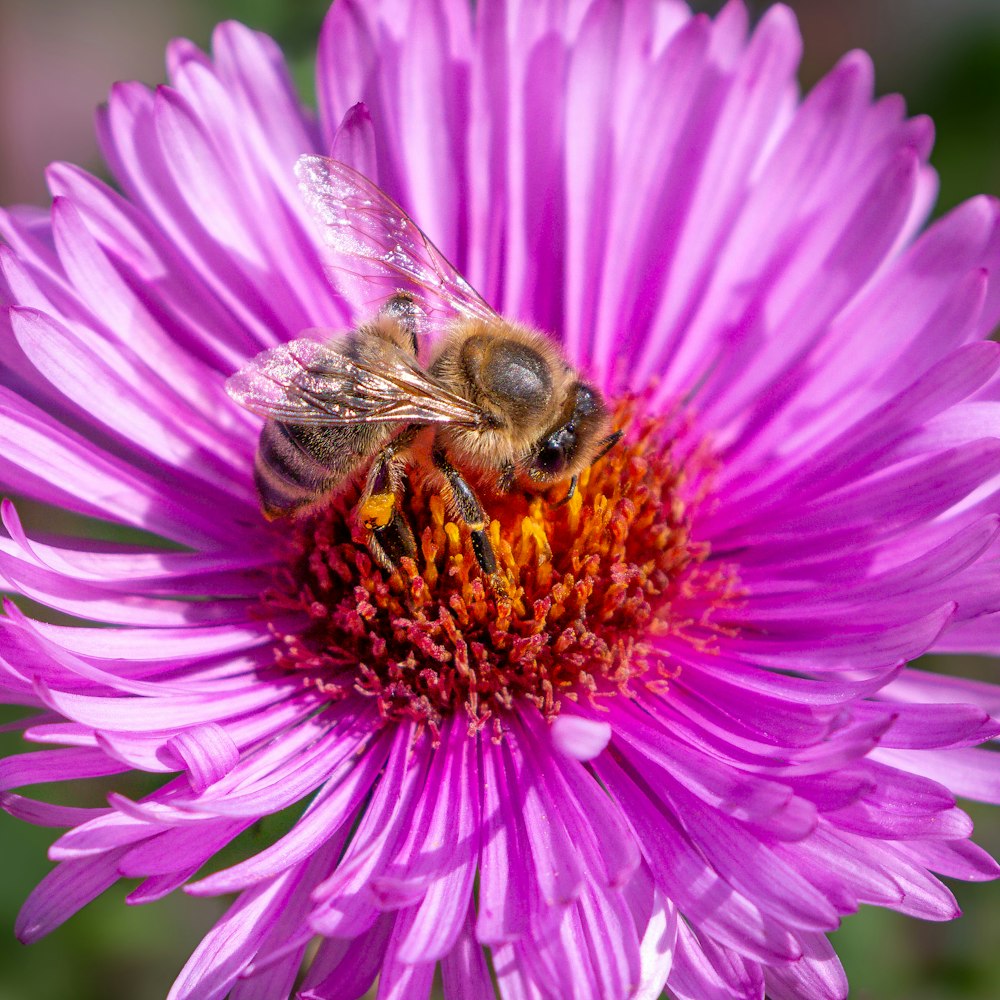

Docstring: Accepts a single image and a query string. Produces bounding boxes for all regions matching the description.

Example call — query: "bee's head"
[528,383,617,484]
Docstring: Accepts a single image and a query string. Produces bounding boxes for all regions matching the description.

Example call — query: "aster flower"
[3,1,1000,998]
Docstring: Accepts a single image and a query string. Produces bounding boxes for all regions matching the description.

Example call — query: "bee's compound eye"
[536,441,568,475]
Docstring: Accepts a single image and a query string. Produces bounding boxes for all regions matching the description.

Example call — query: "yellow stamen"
[262,397,743,743]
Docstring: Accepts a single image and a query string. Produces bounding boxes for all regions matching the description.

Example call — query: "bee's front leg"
[359,428,418,572]
[432,445,508,597]
[552,474,578,507]
[496,460,516,494]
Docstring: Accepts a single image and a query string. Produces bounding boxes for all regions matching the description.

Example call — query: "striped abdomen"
[254,418,394,519]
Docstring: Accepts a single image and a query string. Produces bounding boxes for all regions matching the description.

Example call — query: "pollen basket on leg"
[259,399,741,739]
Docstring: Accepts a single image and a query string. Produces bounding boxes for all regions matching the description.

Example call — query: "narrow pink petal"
[0,387,235,548]
[187,729,388,893]
[562,0,622,364]
[0,746,127,791]
[209,21,320,170]
[45,161,268,370]
[315,0,380,149]
[227,839,343,1000]
[896,837,1000,882]
[393,0,464,262]
[699,146,922,429]
[299,912,395,999]
[720,340,1000,517]
[668,920,760,1000]
[50,809,158,861]
[0,546,256,626]
[491,941,546,1000]
[0,500,271,594]
[661,781,839,931]
[874,746,1000,805]
[34,675,301,733]
[46,195,242,435]
[763,931,848,1000]
[166,859,312,1000]
[126,869,199,905]
[378,715,480,886]
[1,793,107,829]
[370,909,435,1000]
[97,83,285,351]
[395,854,478,963]
[118,819,249,878]
[6,309,247,508]
[632,883,678,1000]
[610,698,812,831]
[505,723,584,906]
[853,700,999,750]
[771,823,903,913]
[476,733,537,944]
[310,726,431,935]
[596,753,800,963]
[520,713,640,886]
[440,898,494,999]
[394,719,481,961]
[15,849,129,944]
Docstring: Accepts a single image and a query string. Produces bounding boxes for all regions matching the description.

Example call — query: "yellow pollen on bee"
[360,491,396,529]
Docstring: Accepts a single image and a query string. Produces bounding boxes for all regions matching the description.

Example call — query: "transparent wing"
[226,336,488,428]
[295,154,500,328]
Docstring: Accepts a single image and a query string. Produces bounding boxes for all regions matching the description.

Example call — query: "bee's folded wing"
[226,337,487,428]
[296,154,499,332]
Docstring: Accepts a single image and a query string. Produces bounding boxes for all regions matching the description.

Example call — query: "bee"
[226,155,621,592]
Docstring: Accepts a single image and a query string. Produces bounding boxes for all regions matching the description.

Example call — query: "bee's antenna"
[592,431,623,463]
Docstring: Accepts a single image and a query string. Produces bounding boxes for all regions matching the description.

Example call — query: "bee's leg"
[432,446,508,597]
[496,460,516,494]
[367,510,417,572]
[359,429,419,572]
[378,292,423,356]
[552,474,578,507]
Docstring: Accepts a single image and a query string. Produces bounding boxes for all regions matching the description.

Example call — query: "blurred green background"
[2,1,1000,997]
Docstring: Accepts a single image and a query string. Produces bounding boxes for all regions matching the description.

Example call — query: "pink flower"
[3,2,1000,998]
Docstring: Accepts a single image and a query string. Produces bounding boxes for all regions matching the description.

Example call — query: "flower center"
[260,399,740,740]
